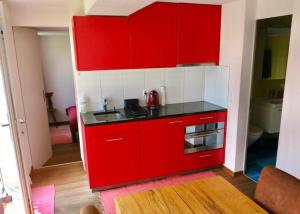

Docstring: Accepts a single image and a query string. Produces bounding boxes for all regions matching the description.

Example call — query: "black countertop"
[81,101,227,126]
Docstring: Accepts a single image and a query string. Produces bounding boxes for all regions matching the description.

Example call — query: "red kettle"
[147,90,160,109]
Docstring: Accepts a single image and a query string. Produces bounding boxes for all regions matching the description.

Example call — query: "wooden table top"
[115,176,268,214]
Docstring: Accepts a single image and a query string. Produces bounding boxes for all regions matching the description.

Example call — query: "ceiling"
[5,0,238,16]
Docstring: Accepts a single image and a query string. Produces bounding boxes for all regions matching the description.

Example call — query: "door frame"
[242,15,292,178]
[0,29,32,213]
[0,2,32,213]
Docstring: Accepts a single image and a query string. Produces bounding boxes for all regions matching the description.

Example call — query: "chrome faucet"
[103,98,108,112]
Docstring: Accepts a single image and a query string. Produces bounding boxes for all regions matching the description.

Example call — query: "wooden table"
[115,176,268,214]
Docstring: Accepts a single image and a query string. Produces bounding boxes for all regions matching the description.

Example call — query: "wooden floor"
[31,163,256,214]
[43,143,81,166]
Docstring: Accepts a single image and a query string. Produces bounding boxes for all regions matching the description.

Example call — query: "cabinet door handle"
[198,154,213,158]
[199,116,214,120]
[169,120,183,124]
[105,138,124,142]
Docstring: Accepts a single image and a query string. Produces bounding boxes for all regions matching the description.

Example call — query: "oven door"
[184,122,224,154]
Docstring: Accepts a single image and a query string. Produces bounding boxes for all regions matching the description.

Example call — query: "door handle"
[105,138,124,142]
[0,123,9,127]
[199,117,214,120]
[17,118,25,124]
[198,154,213,158]
[169,121,183,124]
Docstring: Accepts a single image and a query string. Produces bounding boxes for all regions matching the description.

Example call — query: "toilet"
[247,125,263,147]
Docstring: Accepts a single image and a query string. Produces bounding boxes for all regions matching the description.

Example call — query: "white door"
[0,32,30,213]
[13,27,52,168]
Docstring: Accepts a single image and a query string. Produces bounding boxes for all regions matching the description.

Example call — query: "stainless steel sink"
[93,111,122,121]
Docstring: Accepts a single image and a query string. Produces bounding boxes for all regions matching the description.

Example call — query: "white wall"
[8,2,70,27]
[219,0,246,171]
[39,34,76,123]
[76,66,229,112]
[277,0,300,179]
[256,0,293,19]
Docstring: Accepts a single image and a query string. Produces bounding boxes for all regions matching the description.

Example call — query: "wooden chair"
[254,166,300,214]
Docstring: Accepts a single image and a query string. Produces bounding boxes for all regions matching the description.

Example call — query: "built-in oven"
[184,121,225,154]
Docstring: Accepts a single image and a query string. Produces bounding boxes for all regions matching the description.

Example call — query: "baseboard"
[222,166,244,177]
[32,161,83,174]
[49,121,69,126]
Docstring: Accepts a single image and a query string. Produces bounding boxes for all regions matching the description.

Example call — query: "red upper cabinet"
[73,16,130,71]
[130,2,177,68]
[177,4,221,65]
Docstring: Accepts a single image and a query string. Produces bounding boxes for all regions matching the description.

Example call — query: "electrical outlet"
[143,89,148,97]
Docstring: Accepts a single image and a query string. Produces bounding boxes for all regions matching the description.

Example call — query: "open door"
[13,27,52,168]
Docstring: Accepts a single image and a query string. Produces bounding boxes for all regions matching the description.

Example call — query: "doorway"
[38,30,80,166]
[13,27,80,168]
[245,15,292,181]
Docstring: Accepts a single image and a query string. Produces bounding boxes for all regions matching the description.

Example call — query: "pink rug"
[50,125,72,145]
[100,171,216,214]
[32,185,55,214]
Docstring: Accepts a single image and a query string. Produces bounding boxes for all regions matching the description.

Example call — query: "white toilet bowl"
[247,125,263,147]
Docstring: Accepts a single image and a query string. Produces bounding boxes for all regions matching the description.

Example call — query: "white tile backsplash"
[76,66,229,110]
[144,68,166,92]
[100,71,124,109]
[183,66,205,102]
[165,68,184,104]
[204,66,230,107]
[77,71,101,111]
[122,69,145,105]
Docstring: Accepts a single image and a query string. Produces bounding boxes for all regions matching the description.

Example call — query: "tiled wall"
[76,66,229,111]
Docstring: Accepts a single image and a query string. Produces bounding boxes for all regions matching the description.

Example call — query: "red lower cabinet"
[83,111,227,189]
[164,118,185,174]
[184,149,225,172]
[139,119,169,179]
[88,132,140,188]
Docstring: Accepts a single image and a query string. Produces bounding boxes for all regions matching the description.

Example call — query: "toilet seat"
[249,126,263,136]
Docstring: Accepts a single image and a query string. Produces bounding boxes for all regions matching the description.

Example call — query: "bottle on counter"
[160,86,166,106]
[80,96,88,114]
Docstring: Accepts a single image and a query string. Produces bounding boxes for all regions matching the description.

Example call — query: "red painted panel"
[184,149,224,171]
[184,111,227,126]
[73,16,130,71]
[139,119,168,178]
[164,118,185,174]
[130,2,177,68]
[88,132,140,188]
[178,4,221,65]
[85,122,138,137]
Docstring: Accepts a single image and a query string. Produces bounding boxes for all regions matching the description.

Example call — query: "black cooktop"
[124,99,148,117]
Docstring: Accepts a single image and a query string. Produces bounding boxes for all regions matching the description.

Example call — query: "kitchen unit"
[73,2,221,71]
[81,101,227,190]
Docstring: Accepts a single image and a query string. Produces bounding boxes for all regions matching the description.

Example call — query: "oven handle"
[185,129,224,139]
[198,154,213,158]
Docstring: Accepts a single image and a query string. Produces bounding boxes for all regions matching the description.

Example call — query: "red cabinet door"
[73,16,130,71]
[130,2,177,68]
[184,149,224,171]
[164,118,185,174]
[139,119,168,179]
[178,4,221,65]
[88,132,140,188]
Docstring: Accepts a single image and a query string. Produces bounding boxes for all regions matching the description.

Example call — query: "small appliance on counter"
[147,90,160,109]
[124,99,148,118]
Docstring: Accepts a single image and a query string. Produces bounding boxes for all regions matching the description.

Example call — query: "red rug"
[50,125,72,145]
[32,185,55,214]
[99,171,216,214]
